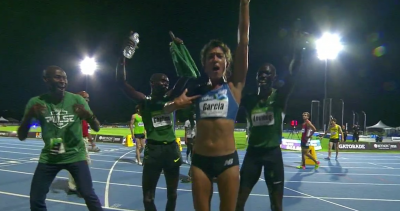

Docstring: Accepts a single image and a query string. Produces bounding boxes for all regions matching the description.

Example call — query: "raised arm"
[116,56,146,103]
[163,89,200,114]
[230,0,250,90]
[276,29,305,111]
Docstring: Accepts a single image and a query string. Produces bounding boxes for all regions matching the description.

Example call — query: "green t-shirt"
[133,114,145,134]
[139,95,176,142]
[241,89,285,148]
[23,92,92,164]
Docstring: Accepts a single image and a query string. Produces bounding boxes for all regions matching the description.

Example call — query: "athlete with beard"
[18,66,103,211]
[164,0,251,210]
[235,30,305,211]
[116,35,198,211]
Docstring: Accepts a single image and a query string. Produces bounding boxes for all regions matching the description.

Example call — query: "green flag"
[170,42,200,78]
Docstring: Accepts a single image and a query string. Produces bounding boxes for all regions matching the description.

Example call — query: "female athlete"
[164,0,250,210]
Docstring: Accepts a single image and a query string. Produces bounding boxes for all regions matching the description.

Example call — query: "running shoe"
[296,165,306,170]
[314,161,320,169]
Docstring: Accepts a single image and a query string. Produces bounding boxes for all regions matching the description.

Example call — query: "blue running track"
[0,137,400,211]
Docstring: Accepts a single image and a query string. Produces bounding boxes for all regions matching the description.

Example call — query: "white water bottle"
[123,32,140,59]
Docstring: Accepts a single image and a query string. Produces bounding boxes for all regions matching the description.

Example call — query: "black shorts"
[134,134,145,139]
[186,137,194,145]
[240,146,284,189]
[329,138,339,143]
[191,151,239,181]
[143,139,182,169]
[301,140,310,149]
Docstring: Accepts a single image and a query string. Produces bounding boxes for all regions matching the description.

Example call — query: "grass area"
[1,126,398,153]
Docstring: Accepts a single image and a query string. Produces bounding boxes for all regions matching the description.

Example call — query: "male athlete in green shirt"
[236,29,305,211]
[18,66,103,211]
[116,33,197,211]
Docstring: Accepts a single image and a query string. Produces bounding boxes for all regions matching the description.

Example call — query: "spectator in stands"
[352,124,360,142]
[342,125,348,142]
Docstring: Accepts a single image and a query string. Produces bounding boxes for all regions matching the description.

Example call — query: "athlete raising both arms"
[18,66,103,211]
[236,26,305,211]
[297,112,320,170]
[165,0,250,210]
[116,33,198,211]
[130,105,146,165]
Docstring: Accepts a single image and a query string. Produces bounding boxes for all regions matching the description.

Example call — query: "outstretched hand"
[169,31,183,45]
[173,89,200,109]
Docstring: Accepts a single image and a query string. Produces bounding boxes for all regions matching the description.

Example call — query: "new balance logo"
[224,158,233,166]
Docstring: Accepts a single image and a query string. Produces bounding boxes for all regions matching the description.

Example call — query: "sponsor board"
[280,139,322,151]
[371,143,400,150]
[338,142,400,151]
[392,137,400,141]
[27,132,40,139]
[0,131,10,137]
[338,143,368,150]
[95,135,124,144]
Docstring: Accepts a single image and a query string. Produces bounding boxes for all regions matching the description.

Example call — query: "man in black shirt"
[342,125,348,142]
[352,124,360,142]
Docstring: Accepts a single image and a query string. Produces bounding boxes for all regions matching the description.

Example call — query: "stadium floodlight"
[80,57,97,75]
[316,33,343,131]
[316,33,343,60]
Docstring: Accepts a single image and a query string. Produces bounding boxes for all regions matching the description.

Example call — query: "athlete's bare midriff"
[193,118,236,156]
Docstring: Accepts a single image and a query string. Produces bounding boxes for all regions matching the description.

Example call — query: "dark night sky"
[1,0,399,128]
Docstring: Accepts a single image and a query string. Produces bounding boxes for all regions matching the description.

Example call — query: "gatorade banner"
[280,139,322,151]
[337,142,400,151]
[338,143,369,150]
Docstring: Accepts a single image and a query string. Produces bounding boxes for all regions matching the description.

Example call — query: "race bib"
[251,108,274,127]
[331,132,336,135]
[306,141,311,146]
[50,138,65,155]
[151,113,172,128]
[199,99,228,118]
[301,128,305,133]
[138,122,144,127]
